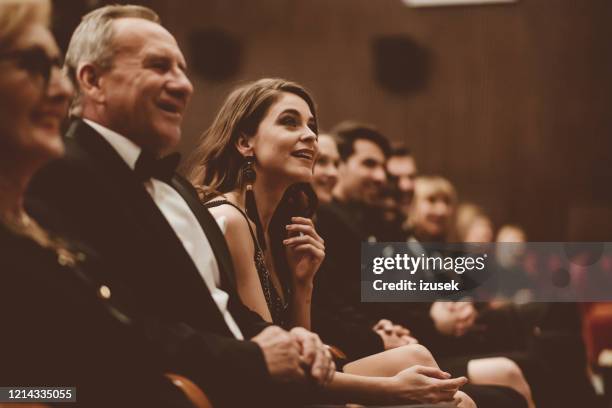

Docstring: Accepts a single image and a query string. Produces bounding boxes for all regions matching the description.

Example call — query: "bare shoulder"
[207,201,260,285]
[207,202,256,248]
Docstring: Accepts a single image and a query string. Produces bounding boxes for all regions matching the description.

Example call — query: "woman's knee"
[495,358,524,383]
[397,343,437,367]
[469,357,524,385]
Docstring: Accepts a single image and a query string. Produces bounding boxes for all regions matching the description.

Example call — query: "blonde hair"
[455,202,492,242]
[496,224,527,242]
[413,175,457,205]
[64,4,160,115]
[0,0,50,52]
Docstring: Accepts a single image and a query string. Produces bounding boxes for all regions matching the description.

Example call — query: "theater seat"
[581,302,612,367]
[166,373,214,408]
[0,405,49,408]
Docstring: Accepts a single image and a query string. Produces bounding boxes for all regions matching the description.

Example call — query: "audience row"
[0,1,598,407]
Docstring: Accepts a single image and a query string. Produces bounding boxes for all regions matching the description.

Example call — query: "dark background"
[52,0,612,241]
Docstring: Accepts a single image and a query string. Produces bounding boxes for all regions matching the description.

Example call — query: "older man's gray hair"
[65,4,160,116]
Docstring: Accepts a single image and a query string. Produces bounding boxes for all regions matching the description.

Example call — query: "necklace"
[1,210,83,268]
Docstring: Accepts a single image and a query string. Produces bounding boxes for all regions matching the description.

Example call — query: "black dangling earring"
[243,155,256,190]
[243,156,266,250]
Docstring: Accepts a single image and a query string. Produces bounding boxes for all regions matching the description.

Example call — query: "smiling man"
[312,121,411,358]
[25,5,334,407]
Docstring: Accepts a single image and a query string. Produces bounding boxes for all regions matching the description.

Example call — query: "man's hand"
[251,326,304,382]
[452,302,477,337]
[290,327,335,385]
[430,302,478,337]
[390,365,468,404]
[373,319,418,349]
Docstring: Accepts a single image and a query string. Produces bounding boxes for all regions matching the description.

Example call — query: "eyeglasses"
[0,46,63,85]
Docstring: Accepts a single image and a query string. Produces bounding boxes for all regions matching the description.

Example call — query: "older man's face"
[98,18,193,153]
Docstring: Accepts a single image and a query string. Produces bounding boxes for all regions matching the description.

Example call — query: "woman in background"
[312,133,340,204]
[455,203,494,244]
[409,176,536,408]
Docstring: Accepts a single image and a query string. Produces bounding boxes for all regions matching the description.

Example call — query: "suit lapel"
[170,176,237,289]
[67,120,234,336]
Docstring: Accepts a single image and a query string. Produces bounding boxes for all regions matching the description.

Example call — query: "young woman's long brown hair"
[184,78,317,198]
[183,78,318,283]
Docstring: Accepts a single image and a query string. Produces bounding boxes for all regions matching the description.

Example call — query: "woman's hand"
[390,366,468,405]
[283,217,325,285]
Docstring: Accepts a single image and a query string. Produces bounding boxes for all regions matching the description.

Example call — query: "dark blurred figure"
[385,144,418,236]
[0,1,195,406]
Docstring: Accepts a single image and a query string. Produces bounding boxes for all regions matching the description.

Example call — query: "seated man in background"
[312,122,532,408]
[0,0,197,405]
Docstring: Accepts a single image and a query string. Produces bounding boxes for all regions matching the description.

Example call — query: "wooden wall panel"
[151,0,611,240]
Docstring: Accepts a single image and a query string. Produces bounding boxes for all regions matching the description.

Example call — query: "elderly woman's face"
[0,22,72,163]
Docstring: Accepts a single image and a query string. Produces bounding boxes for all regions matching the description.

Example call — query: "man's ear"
[77,63,105,103]
[235,133,253,157]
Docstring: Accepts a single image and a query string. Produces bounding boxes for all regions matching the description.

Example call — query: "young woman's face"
[312,134,339,203]
[412,188,454,240]
[250,92,317,185]
[0,22,72,164]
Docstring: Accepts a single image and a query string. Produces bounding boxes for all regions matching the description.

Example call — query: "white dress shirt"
[84,119,244,339]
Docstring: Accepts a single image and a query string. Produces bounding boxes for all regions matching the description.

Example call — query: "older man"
[27,5,332,407]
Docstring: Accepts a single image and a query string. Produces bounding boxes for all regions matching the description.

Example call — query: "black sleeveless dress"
[206,199,290,328]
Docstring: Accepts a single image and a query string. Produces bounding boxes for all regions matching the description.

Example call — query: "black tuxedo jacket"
[312,200,386,361]
[26,119,274,407]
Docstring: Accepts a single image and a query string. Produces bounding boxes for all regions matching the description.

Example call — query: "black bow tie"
[134,151,181,182]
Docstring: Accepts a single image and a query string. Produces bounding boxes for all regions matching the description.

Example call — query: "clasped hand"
[252,326,335,385]
[430,301,478,337]
[372,319,418,350]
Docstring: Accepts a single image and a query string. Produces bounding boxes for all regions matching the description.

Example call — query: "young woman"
[185,78,475,406]
[312,133,340,204]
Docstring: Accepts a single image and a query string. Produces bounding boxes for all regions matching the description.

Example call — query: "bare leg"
[342,345,472,406]
[343,344,439,377]
[468,357,536,408]
[454,390,477,408]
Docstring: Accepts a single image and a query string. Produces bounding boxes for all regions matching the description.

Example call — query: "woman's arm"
[283,216,325,330]
[289,280,314,330]
[324,367,467,406]
[209,205,273,323]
